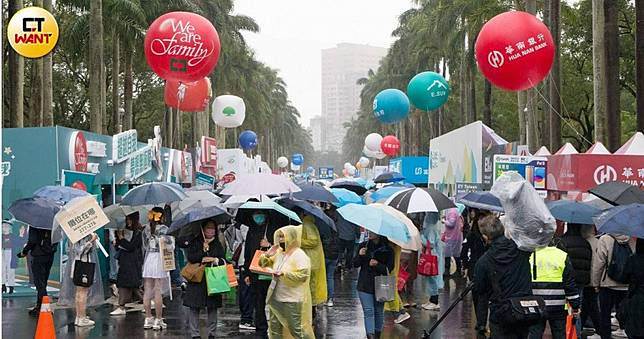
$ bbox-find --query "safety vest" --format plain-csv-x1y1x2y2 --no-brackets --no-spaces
530,246,567,283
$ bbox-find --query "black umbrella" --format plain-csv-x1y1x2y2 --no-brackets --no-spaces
276,198,336,236
330,180,368,196
374,171,406,184
8,197,61,230
589,181,644,206
290,184,339,203
169,205,232,239
458,191,504,212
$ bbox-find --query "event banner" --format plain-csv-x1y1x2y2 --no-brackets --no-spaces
547,154,644,192
195,171,215,189
54,196,109,244
493,155,548,197
318,167,334,180
456,182,483,196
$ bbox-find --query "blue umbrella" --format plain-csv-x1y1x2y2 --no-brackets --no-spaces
276,198,336,236
236,200,302,228
354,178,376,189
337,203,410,243
374,171,406,184
121,182,187,206
34,185,91,204
546,200,601,225
459,191,504,212
595,204,644,238
8,197,61,230
330,188,363,207
169,205,231,235
291,184,338,203
368,186,409,203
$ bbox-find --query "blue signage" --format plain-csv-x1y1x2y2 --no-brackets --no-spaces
318,167,334,180
388,156,430,184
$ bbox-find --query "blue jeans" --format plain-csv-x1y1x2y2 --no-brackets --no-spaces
358,291,384,335
325,258,337,299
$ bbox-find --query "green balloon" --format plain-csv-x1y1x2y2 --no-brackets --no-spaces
407,71,449,111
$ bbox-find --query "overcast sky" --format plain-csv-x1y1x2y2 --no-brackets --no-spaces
233,1,413,127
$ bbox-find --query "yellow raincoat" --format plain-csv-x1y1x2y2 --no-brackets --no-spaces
259,225,315,339
300,215,327,305
384,243,402,312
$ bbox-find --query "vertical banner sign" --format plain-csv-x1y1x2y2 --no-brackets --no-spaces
159,237,176,271
54,196,110,244
112,130,139,163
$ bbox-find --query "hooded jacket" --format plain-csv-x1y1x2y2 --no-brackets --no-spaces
472,236,533,324
557,224,592,286
590,234,635,288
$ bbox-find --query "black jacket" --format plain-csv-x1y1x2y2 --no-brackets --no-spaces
115,229,143,288
22,228,57,257
472,236,533,324
182,235,226,309
321,231,340,260
243,221,279,280
623,239,644,337
354,239,395,294
462,229,486,270
557,226,592,287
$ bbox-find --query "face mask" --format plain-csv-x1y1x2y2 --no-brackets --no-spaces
279,242,286,251
2,228,10,235
204,228,216,239
253,214,266,225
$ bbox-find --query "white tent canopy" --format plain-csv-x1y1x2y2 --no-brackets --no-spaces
555,142,579,155
585,142,611,154
615,131,644,155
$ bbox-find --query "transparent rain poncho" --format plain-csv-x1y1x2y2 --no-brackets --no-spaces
491,171,556,252
300,216,327,306
58,234,105,308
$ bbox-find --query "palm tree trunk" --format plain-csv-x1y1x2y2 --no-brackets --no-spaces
604,0,620,150
8,0,25,128
111,29,120,134
42,0,53,126
467,39,477,123
89,0,104,133
459,41,466,126
164,107,173,148
636,2,644,132
592,0,607,143
483,79,492,127
549,0,562,150
28,0,44,127
123,47,133,130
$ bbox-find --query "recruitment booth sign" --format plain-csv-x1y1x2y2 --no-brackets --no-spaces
547,154,644,192
55,196,109,243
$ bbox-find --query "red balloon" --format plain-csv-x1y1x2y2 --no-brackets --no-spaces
144,12,221,82
475,11,554,91
380,136,400,157
164,78,211,112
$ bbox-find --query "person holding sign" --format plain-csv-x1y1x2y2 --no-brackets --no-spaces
182,220,226,339
142,207,173,331
58,233,103,327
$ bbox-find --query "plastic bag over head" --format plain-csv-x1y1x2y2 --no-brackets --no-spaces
491,171,555,252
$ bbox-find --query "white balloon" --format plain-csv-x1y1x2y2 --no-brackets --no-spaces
212,95,246,128
363,145,386,159
359,157,370,168
344,162,352,170
364,133,383,152
277,156,289,168
348,167,357,176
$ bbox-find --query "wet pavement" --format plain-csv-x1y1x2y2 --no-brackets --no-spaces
3,272,487,338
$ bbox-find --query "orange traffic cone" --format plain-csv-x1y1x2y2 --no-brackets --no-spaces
34,296,56,339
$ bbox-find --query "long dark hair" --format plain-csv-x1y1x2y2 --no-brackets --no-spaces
126,212,141,231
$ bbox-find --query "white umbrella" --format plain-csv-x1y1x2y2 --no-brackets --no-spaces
222,195,270,209
171,190,222,219
371,203,422,251
103,204,150,229
220,173,301,196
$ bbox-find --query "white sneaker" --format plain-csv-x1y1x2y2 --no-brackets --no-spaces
612,329,627,338
144,317,154,329
110,307,126,316
612,317,620,327
75,317,95,327
153,318,167,330
394,312,411,324
327,299,334,307
421,302,440,311
239,322,256,330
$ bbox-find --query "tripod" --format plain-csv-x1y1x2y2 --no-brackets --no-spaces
422,282,475,338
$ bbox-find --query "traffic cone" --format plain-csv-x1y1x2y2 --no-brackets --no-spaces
34,296,56,339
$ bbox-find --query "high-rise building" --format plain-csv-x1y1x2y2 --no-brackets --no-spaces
309,115,324,151
321,43,386,152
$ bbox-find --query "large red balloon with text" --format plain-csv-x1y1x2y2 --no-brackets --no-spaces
380,136,400,157
144,12,221,82
475,11,554,91
164,78,211,112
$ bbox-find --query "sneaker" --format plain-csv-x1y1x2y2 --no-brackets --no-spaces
612,317,619,327
394,312,411,324
612,329,627,338
110,284,119,298
110,307,126,316
76,317,95,327
28,307,40,316
180,282,187,291
239,322,256,330
144,317,154,329
327,299,334,307
402,302,410,308
421,302,440,311
153,318,167,330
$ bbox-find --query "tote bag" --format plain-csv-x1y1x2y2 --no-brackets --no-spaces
375,272,396,302
249,250,273,280
205,265,231,295
73,253,95,287
397,264,411,292
417,241,439,277
226,264,238,287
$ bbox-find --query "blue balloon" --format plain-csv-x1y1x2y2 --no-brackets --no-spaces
373,89,410,124
306,166,315,173
407,71,450,111
238,130,258,150
292,153,304,165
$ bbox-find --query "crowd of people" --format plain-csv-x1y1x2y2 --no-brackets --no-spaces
9,193,644,339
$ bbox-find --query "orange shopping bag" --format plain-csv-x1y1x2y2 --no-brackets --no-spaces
249,250,273,275
565,313,577,339
226,264,238,287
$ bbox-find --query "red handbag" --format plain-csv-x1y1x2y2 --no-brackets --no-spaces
397,264,411,291
417,240,439,277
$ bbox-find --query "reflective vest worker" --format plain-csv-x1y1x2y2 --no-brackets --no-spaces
528,246,581,338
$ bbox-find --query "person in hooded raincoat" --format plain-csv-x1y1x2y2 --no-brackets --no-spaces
442,208,463,275
420,212,445,311
259,225,314,339
58,233,104,327
299,215,327,309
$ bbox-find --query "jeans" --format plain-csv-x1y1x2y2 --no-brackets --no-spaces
528,311,566,339
31,256,54,309
252,278,271,336
188,306,217,337
575,287,584,339
238,269,255,323
358,291,385,336
489,321,529,339
599,288,627,339
338,239,355,268
581,287,601,330
325,258,337,299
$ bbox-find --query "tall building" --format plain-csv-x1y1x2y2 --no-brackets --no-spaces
321,43,387,152
309,115,324,151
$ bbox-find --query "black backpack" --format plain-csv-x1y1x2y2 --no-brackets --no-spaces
606,237,633,284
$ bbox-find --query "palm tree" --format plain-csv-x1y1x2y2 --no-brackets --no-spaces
42,0,54,126
549,0,562,150
604,0,620,150
7,0,25,127
89,0,104,133
592,0,607,143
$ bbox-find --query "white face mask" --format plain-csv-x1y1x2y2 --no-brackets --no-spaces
2,227,11,235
